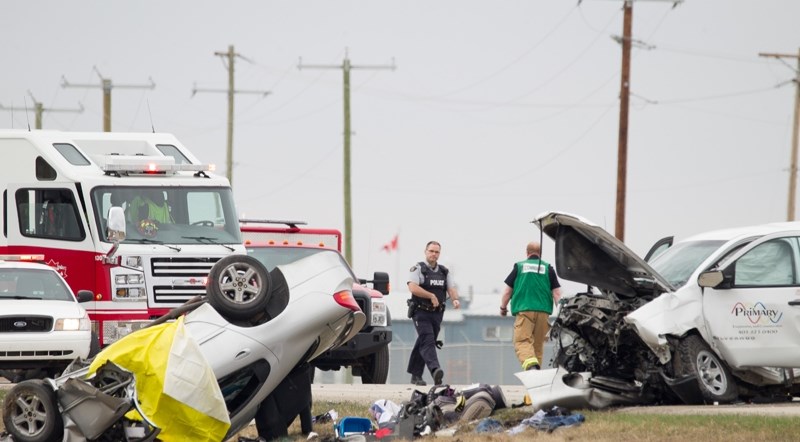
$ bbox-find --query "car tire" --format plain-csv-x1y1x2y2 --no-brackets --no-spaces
360,345,390,384
206,254,272,323
2,379,64,442
676,334,738,404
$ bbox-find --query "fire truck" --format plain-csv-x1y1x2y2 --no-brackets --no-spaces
0,130,244,347
240,220,393,383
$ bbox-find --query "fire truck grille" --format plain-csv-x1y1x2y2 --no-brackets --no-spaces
150,257,221,278
150,257,223,305
0,316,53,332
152,286,207,305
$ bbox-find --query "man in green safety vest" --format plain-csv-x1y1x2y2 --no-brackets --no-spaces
500,242,562,371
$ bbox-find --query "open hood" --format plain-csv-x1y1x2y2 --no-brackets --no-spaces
533,211,674,297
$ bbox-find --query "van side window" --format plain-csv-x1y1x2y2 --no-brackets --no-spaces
15,188,85,241
35,157,57,181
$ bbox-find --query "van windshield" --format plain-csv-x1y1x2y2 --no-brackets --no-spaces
91,186,241,245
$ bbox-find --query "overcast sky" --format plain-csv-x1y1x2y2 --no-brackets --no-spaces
4,1,800,296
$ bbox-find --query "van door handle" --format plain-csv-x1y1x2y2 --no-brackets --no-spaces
788,300,800,306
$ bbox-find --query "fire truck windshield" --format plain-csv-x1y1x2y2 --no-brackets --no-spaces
91,186,241,245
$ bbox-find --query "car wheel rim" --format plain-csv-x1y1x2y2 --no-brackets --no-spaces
11,394,46,436
696,349,727,395
218,262,263,305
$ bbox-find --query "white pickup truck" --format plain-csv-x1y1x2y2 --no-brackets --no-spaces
519,211,800,409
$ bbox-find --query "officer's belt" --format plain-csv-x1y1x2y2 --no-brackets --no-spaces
414,301,444,312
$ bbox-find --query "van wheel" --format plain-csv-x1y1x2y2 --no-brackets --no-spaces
676,335,738,404
207,255,272,323
360,346,390,384
2,380,63,442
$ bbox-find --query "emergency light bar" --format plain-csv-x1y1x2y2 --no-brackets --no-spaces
100,155,213,174
0,254,46,262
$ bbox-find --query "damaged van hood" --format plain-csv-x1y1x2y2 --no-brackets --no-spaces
533,211,674,297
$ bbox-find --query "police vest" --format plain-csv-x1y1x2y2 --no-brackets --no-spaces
417,262,448,308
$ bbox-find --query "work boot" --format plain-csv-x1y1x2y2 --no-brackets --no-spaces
411,375,426,386
433,368,444,386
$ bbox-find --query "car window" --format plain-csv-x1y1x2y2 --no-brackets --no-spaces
734,238,798,287
0,268,74,301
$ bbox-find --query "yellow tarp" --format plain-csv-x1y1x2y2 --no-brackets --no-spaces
89,317,230,441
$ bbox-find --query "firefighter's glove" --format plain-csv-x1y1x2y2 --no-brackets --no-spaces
435,340,444,350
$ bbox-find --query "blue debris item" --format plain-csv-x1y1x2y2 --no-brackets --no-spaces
475,417,503,433
335,416,374,439
507,409,586,435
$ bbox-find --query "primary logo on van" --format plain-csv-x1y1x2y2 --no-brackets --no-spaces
731,302,783,324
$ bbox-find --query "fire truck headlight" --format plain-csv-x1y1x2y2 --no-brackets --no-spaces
124,256,143,269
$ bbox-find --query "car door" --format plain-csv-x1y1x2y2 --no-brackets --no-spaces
702,232,800,368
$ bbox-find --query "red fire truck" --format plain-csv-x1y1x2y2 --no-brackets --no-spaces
0,130,245,347
240,220,393,383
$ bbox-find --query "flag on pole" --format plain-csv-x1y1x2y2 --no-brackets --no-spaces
381,234,398,253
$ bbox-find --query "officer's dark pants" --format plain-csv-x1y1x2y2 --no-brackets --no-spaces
407,309,443,377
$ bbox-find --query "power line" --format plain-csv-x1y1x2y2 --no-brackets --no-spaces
759,49,800,221
0,90,83,129
298,49,395,266
192,45,270,187
61,66,155,132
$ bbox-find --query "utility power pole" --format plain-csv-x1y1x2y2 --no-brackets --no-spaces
0,91,83,129
759,49,800,221
298,50,396,266
62,67,155,132
615,0,633,241
192,45,270,187
611,0,682,241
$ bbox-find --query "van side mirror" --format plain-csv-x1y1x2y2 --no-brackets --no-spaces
697,270,724,288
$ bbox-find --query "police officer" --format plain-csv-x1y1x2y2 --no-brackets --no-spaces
407,240,461,386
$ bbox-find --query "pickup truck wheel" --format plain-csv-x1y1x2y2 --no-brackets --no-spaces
207,255,272,323
676,334,738,404
2,380,63,442
360,346,389,384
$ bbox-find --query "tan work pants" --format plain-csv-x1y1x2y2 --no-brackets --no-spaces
513,311,550,366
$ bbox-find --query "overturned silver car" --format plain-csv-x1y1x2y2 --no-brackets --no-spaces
519,211,800,410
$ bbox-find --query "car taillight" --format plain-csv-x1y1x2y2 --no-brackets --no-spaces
333,290,361,312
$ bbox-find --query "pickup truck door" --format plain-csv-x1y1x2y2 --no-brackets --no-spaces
702,231,800,368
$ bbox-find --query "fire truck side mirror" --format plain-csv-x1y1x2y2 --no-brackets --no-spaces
107,206,127,242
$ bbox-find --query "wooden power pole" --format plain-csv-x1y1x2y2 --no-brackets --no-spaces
192,45,270,187
759,49,800,221
62,67,155,132
0,91,83,129
298,50,395,266
615,0,633,241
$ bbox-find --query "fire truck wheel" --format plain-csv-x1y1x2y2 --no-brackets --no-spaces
207,254,272,323
2,380,64,442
